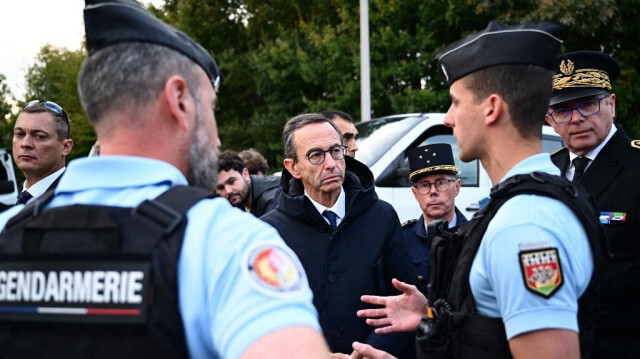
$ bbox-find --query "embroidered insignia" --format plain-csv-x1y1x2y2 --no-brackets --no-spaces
242,242,308,297
519,247,563,298
560,59,574,76
401,218,418,229
631,140,640,150
600,211,626,224
550,146,567,156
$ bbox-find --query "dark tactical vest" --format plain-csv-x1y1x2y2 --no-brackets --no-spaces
418,172,606,359
0,186,211,359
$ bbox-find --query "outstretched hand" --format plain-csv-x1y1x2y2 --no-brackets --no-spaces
349,342,397,359
357,278,428,334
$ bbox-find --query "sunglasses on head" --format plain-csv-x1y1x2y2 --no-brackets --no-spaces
23,99,69,122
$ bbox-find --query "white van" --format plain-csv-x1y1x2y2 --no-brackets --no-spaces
0,148,19,209
355,113,564,223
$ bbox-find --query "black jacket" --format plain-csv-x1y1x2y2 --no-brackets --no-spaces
261,156,419,357
552,128,640,357
249,174,280,217
402,207,467,292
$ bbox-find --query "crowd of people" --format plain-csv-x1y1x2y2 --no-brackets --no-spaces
0,1,638,358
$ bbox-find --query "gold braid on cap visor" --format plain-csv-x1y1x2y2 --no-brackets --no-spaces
410,165,459,181
553,68,611,91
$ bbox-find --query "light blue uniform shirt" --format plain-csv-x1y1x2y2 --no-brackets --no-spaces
0,156,321,359
469,153,593,339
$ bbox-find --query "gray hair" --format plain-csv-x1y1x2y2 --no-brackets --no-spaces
282,113,343,161
20,102,70,140
77,42,202,126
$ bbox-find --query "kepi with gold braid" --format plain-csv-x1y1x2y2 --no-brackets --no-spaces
550,51,620,106
408,144,458,183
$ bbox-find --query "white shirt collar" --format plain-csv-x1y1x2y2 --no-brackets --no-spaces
22,167,66,204
422,212,458,234
567,125,616,177
305,187,346,226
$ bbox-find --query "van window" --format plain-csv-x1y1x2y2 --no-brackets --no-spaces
355,115,424,168
419,135,479,187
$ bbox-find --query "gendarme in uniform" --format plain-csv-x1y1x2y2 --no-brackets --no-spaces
0,1,321,358
547,50,640,357
401,144,467,290
420,21,605,358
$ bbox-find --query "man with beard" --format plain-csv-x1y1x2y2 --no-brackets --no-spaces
0,0,329,358
261,113,419,358
401,144,467,290
216,150,280,217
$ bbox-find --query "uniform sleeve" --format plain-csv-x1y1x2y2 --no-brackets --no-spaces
471,195,593,340
179,199,320,358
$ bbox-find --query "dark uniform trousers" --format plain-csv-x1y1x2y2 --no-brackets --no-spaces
552,128,640,358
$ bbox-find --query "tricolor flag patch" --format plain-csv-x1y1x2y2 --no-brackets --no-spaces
599,211,626,224
519,247,563,298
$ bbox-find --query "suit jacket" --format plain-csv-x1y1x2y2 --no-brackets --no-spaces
17,170,64,204
551,128,640,356
261,157,418,358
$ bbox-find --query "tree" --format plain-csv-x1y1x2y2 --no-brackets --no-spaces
15,1,639,173
0,74,15,149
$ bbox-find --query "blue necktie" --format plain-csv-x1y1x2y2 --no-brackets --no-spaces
16,191,33,205
323,210,337,231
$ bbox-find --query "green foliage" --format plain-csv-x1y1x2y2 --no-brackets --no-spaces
23,45,92,162
0,74,12,121
0,74,15,148
15,0,640,173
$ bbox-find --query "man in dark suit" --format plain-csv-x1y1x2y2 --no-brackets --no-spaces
12,100,73,205
401,143,467,291
546,50,640,357
261,113,418,358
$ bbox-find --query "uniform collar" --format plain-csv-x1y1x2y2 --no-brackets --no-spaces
499,153,560,184
421,213,458,235
58,156,188,193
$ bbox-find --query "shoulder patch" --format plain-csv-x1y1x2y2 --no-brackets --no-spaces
519,247,563,298
550,146,567,157
241,241,308,297
402,219,418,229
631,140,640,150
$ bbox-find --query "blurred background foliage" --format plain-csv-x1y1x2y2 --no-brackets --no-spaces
1,0,638,173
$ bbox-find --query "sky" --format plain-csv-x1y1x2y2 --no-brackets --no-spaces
0,0,162,101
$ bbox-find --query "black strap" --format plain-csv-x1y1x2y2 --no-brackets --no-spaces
134,186,213,235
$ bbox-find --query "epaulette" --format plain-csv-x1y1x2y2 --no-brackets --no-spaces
402,218,418,229
631,140,640,150
550,146,567,157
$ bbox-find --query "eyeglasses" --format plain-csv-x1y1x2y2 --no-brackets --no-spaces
547,96,608,125
306,145,347,165
413,178,456,194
